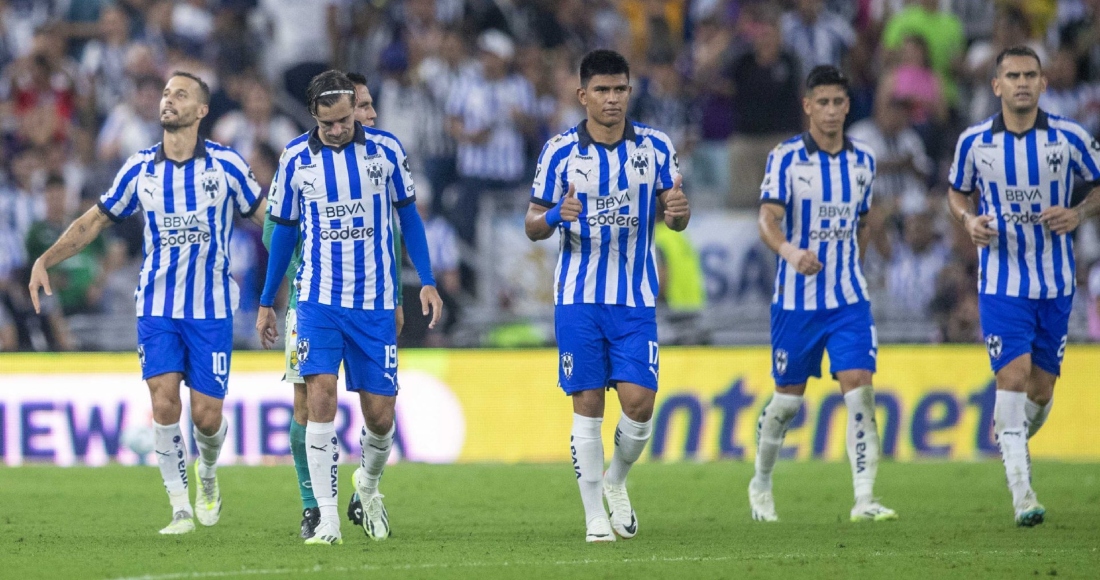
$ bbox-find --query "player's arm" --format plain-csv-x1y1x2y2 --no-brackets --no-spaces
527,139,577,240
388,143,443,328
1042,124,1100,234
759,202,821,275
657,175,690,231
526,183,580,241
948,187,996,247
247,198,268,227
28,205,113,313
256,150,301,348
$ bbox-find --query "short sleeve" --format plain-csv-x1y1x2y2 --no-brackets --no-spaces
269,149,301,224
948,132,979,193
216,148,263,216
653,134,679,191
859,153,876,215
386,140,416,208
97,155,144,222
530,138,570,207
760,146,793,206
1063,122,1100,184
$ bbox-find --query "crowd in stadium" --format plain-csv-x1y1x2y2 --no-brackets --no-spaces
1,0,1100,351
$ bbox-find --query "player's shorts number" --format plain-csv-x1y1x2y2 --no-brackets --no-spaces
648,341,659,366
1057,335,1067,360
384,344,398,369
211,352,228,375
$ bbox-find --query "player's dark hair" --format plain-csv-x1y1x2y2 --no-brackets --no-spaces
579,49,630,87
805,65,849,92
995,45,1042,72
306,70,357,116
346,72,368,88
169,71,210,104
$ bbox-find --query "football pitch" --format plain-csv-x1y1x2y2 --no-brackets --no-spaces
3,461,1099,579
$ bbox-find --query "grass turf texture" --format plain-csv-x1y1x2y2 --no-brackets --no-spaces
3,461,1099,579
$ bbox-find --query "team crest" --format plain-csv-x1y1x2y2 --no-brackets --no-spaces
200,170,220,199
561,352,574,380
986,335,1003,359
296,338,310,365
629,150,649,175
366,162,386,187
855,172,868,188
137,344,146,368
1046,150,1064,173
774,349,788,375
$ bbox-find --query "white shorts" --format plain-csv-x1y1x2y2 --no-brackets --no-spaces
284,307,303,384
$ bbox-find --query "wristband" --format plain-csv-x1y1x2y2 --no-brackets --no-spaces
545,204,564,228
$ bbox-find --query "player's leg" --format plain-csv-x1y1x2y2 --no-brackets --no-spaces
827,302,895,522
558,304,614,542
138,316,194,534
344,307,398,541
603,306,659,538
1025,295,1072,439
750,305,826,522
286,305,319,537
297,301,345,545
182,317,233,527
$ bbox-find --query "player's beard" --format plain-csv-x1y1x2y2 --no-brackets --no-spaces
161,112,195,132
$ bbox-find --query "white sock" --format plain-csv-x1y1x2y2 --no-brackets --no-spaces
753,392,802,491
153,421,191,514
192,417,228,480
306,421,339,524
605,412,652,486
571,414,606,527
845,386,881,504
994,390,1032,506
1025,397,1053,439
359,424,394,496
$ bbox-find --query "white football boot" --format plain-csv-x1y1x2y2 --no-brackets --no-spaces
603,479,638,539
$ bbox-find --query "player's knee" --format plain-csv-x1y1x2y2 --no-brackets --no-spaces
365,413,394,436
621,399,654,423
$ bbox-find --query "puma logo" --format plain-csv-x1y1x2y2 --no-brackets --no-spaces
144,188,156,196
574,168,591,179
980,158,994,168
310,445,327,452
155,450,170,457
797,176,812,186
383,372,397,385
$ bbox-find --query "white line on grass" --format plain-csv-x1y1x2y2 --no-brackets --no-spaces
107,548,1097,580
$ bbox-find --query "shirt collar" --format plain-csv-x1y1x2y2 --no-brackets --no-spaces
308,122,367,154
801,132,854,156
153,139,208,165
577,120,637,149
991,109,1050,135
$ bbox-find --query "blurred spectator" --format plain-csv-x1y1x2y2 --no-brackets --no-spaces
1041,47,1100,135
257,0,344,105
780,0,856,76
1089,257,1100,340
881,208,950,316
654,209,706,315
848,83,933,213
964,6,1047,125
727,8,803,208
620,0,684,65
0,296,15,351
80,3,132,121
24,173,119,314
212,78,298,160
881,0,964,107
95,73,161,166
688,15,734,202
0,146,46,281
885,35,946,126
3,24,82,145
171,0,213,47
630,48,696,158
413,26,467,218
445,29,536,246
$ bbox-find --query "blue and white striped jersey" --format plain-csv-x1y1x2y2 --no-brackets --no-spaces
950,110,1100,298
98,140,263,319
268,123,414,310
532,121,679,307
761,133,876,311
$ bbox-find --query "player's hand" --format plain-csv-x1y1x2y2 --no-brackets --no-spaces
965,214,997,247
420,285,444,329
789,249,823,275
1039,206,1081,235
256,306,279,349
663,175,689,219
395,305,405,336
27,259,52,314
560,183,582,222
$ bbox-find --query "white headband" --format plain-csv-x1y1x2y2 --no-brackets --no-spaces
319,90,354,97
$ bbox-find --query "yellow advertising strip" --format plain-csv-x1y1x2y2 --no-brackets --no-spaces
2,346,1097,462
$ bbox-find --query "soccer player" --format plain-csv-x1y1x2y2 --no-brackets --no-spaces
28,72,265,534
947,46,1100,526
751,65,897,524
525,49,690,543
260,71,404,539
257,70,442,546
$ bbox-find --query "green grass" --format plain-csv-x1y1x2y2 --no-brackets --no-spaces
3,461,1099,579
